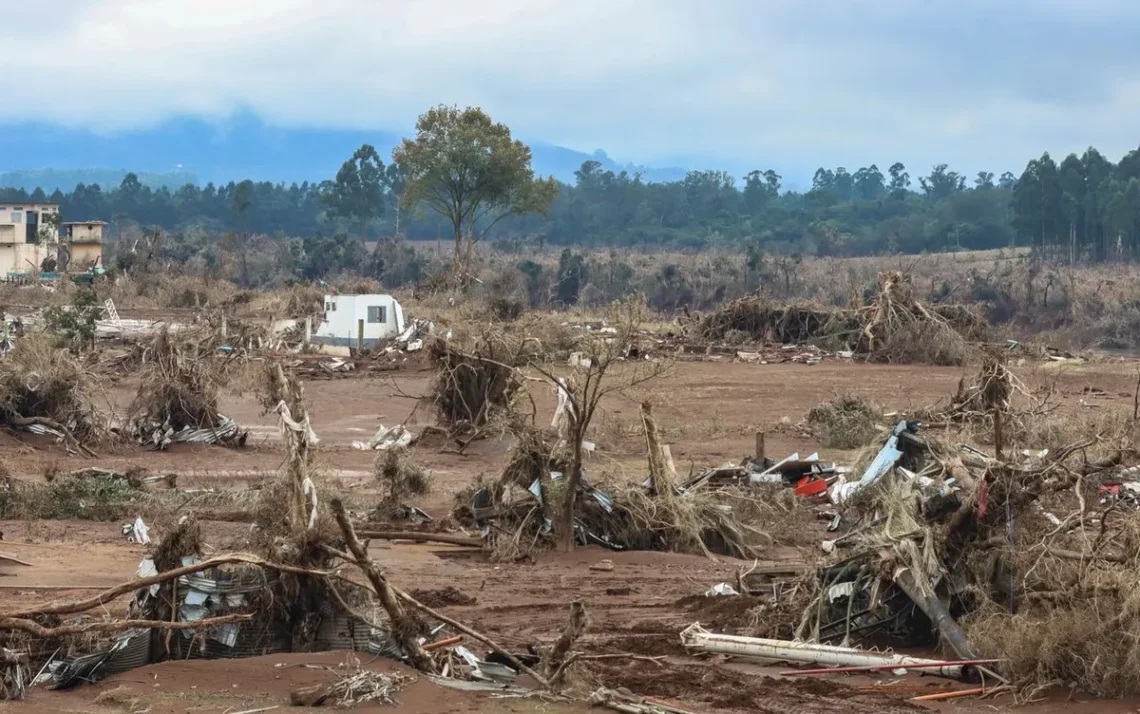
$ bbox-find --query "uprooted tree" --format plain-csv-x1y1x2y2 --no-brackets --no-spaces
128,327,247,448
393,105,558,284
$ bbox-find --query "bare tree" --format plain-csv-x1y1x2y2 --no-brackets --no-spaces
530,297,669,551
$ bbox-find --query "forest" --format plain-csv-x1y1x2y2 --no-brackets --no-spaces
2,138,1139,263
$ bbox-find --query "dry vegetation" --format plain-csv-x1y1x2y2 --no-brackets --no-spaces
9,247,1140,709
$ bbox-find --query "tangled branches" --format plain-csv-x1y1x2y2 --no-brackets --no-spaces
858,271,980,366
0,334,106,449
127,327,245,447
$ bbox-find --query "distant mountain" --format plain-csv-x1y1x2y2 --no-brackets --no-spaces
0,168,198,192
0,113,690,188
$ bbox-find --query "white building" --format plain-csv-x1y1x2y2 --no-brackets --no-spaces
314,294,405,347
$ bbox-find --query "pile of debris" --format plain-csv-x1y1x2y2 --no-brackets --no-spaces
126,328,248,449
456,411,805,560
691,405,1140,699
693,272,984,366
0,334,105,454
429,339,523,439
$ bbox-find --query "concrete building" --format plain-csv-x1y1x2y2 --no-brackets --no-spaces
0,203,60,276
60,221,106,270
314,294,405,347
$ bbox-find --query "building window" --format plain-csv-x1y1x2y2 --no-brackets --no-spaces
10,212,21,224
367,305,387,324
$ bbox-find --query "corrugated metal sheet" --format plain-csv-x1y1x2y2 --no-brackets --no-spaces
316,612,376,651
103,629,151,675
174,616,292,660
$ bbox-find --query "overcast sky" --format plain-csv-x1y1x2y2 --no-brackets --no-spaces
3,0,1138,177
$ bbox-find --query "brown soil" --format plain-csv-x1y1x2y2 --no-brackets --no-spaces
409,586,478,607
6,358,1140,713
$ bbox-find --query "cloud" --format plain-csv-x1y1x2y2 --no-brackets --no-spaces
2,0,1138,175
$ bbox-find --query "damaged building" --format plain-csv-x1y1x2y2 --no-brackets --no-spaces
0,204,104,278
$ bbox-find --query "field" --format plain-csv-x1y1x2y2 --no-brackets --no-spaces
3,349,1140,712
5,252,1140,713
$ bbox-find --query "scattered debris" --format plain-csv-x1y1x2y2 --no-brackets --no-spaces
291,662,413,708
590,559,616,573
353,424,416,451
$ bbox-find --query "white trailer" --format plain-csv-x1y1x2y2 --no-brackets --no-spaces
314,294,405,347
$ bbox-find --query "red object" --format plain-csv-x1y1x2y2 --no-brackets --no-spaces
794,476,829,497
976,478,989,517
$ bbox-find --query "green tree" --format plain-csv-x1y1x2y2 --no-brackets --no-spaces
556,249,587,306
392,105,557,282
919,164,966,200
321,144,388,240
853,165,885,200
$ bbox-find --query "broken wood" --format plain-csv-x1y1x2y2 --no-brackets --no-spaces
641,403,674,496
0,553,32,568
330,499,435,674
910,686,986,702
422,636,462,652
8,416,97,457
0,612,250,638
357,531,482,548
545,600,589,684
1,554,329,619
391,584,551,689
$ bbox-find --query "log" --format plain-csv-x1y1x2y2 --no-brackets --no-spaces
1,553,329,619
331,499,435,674
0,612,250,637
357,531,482,548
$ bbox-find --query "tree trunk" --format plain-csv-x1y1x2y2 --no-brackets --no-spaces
452,216,464,283
559,448,582,553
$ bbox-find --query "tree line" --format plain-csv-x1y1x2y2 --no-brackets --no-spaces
2,106,1139,262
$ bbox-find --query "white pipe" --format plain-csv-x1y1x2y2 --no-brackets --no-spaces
680,624,964,679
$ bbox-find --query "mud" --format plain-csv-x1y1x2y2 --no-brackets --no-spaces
409,586,478,607
7,358,1140,712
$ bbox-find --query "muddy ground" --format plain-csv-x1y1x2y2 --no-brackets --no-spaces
3,357,1139,713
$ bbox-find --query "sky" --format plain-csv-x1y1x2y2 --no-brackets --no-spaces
3,0,1139,180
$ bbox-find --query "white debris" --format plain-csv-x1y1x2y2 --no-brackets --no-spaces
352,424,415,451
122,516,151,544
704,583,740,597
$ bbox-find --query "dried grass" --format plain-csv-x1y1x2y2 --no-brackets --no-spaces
127,326,234,433
0,334,106,443
807,395,881,449
375,447,431,515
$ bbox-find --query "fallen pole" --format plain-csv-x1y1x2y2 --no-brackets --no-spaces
910,686,986,702
680,624,966,680
422,636,462,652
893,567,978,660
779,658,1002,676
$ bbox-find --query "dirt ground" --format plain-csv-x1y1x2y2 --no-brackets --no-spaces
5,356,1140,713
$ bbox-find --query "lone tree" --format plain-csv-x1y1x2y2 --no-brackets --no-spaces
393,105,557,283
322,143,389,241
531,296,669,551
